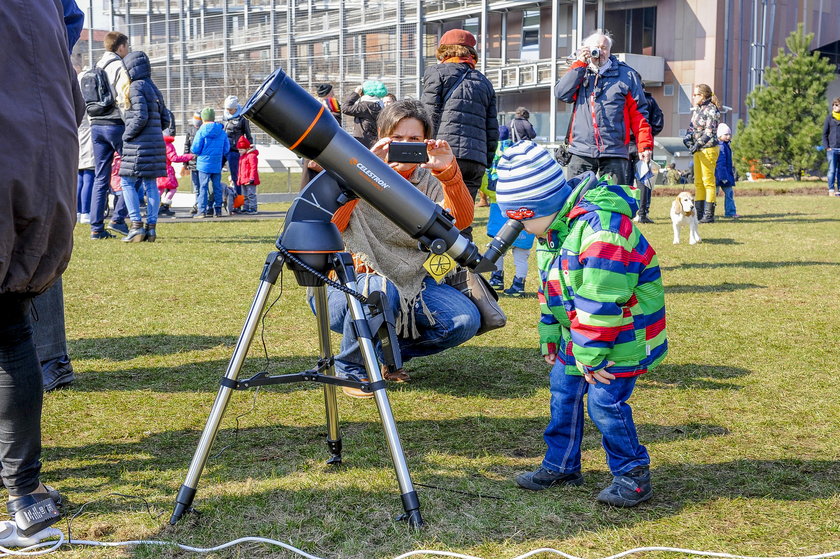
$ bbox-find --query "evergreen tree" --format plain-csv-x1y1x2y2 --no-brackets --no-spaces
733,24,835,179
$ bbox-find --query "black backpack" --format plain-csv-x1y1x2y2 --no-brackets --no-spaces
80,59,118,117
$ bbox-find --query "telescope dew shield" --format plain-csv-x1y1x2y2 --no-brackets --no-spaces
242,69,474,266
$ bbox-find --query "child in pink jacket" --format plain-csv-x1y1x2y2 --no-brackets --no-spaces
157,135,194,216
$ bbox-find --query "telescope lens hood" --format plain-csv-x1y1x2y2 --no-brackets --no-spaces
242,68,340,161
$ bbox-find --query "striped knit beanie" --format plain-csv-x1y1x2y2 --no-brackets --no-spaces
495,141,572,220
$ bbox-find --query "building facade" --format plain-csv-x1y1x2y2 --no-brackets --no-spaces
75,0,840,146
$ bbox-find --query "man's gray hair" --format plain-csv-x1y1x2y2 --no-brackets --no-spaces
583,30,614,50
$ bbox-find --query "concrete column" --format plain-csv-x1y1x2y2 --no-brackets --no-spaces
576,0,584,48
501,11,507,64
550,0,558,142
395,0,402,98
339,0,345,103
597,0,604,30
88,0,94,67
179,0,186,124
480,0,487,73
287,0,293,79
223,0,229,89
165,0,172,102
416,0,424,98
146,0,152,49
269,0,276,69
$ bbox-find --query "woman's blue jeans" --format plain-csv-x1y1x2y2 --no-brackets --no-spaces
827,148,840,192
718,185,738,216
313,275,480,378
120,177,160,225
542,365,649,476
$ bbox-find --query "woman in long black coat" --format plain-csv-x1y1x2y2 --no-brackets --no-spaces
119,51,170,242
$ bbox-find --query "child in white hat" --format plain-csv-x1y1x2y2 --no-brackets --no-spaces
715,123,740,218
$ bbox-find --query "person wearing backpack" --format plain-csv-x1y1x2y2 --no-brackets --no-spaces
421,29,499,216
83,31,131,240
509,107,537,142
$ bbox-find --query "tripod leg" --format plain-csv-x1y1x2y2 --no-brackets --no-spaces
170,252,284,525
344,291,423,528
312,285,342,465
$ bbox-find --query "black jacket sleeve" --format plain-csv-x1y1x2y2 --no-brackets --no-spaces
420,68,445,137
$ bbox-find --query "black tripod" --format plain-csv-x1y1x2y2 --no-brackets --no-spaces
170,216,422,528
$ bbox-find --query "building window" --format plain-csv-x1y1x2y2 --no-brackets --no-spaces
604,6,656,55
521,9,540,61
464,17,479,40
663,84,674,97
678,84,692,114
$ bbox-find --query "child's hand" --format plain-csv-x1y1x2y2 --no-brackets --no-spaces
544,353,557,365
577,361,616,384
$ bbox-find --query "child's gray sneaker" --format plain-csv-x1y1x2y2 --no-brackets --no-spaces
515,467,584,491
596,466,652,507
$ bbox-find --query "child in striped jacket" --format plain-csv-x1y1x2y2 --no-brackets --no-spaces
495,141,668,508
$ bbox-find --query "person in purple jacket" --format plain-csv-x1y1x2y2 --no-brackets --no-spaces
191,107,230,218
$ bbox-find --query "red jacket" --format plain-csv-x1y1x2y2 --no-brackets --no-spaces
237,148,260,186
157,136,193,191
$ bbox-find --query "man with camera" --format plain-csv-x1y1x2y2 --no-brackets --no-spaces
554,31,653,185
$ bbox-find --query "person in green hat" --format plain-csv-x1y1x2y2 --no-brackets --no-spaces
190,107,229,218
342,79,387,148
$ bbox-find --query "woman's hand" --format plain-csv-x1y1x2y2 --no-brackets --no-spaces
370,137,393,165
422,139,455,172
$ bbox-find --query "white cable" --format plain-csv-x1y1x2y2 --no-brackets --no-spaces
393,548,840,559
0,533,64,557
2,533,838,559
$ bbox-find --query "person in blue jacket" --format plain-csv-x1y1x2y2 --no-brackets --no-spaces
714,123,740,218
191,107,230,218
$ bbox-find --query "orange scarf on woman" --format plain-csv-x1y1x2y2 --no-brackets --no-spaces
443,56,476,69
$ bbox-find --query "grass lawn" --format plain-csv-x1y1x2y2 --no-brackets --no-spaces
52,193,839,558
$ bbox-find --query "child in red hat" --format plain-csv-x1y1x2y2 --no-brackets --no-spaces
236,136,260,214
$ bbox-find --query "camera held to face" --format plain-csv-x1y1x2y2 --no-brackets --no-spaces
589,47,601,59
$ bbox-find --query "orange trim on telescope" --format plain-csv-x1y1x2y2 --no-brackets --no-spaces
288,105,325,150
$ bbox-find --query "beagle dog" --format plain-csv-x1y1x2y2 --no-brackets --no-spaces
671,191,701,245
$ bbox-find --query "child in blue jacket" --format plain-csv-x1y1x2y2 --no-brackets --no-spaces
191,107,230,218
715,123,740,218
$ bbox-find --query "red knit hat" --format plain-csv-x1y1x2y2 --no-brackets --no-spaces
439,29,476,48
236,135,251,149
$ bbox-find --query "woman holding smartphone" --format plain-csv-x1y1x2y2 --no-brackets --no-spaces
320,99,478,397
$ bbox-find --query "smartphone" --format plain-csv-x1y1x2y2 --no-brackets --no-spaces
388,141,428,164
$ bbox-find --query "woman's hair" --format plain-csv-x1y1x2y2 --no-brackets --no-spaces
436,44,478,62
514,107,530,119
695,83,722,109
377,98,433,139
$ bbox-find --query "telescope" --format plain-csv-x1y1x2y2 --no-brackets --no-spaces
171,68,521,529
243,68,522,273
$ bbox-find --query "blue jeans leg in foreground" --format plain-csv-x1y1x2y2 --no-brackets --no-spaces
719,186,737,216
542,366,649,476
827,149,840,192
